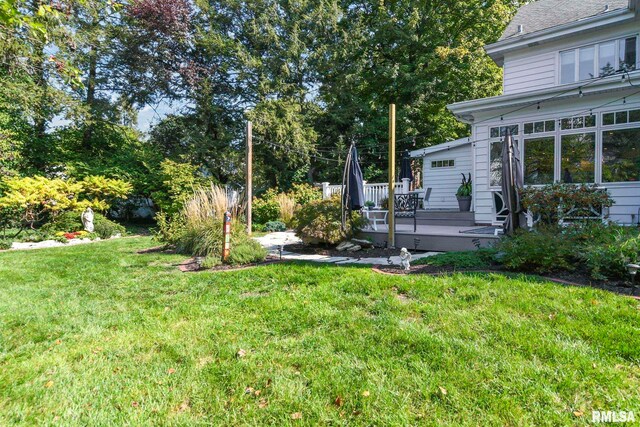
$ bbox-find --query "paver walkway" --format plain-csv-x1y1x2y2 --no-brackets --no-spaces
254,231,439,265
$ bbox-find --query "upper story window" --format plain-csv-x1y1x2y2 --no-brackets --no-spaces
431,160,455,168
559,36,638,84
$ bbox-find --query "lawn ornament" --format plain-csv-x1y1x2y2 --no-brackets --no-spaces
81,207,94,232
399,247,412,271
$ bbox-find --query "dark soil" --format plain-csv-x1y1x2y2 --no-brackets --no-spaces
179,255,284,272
374,264,640,298
284,243,412,258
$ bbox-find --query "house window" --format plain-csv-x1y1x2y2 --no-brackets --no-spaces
524,137,555,185
560,36,638,83
602,128,640,182
560,50,576,84
489,125,519,187
431,160,455,168
560,114,596,130
523,120,555,134
603,109,640,126
579,46,595,80
560,133,596,183
619,37,637,71
599,42,616,76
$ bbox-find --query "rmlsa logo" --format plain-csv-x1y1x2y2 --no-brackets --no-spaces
592,411,636,423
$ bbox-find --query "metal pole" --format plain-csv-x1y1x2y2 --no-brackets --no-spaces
388,104,396,248
246,121,253,235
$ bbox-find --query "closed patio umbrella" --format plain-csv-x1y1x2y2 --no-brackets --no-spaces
341,142,365,230
501,129,526,234
399,150,413,183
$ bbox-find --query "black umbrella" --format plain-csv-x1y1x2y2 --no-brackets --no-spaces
399,150,413,182
501,129,526,234
341,143,365,230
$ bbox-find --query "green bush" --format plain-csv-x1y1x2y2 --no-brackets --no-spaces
253,188,281,224
0,239,11,250
43,211,125,239
228,239,267,265
291,195,367,245
521,184,613,225
252,223,266,232
264,220,286,232
581,230,640,280
495,225,576,274
288,183,321,205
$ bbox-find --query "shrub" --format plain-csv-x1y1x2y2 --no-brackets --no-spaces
288,183,321,205
151,160,209,215
43,211,125,239
0,239,11,250
291,195,367,245
253,188,280,224
228,238,267,265
581,230,640,280
495,225,576,273
521,184,613,225
414,249,495,268
264,220,286,232
276,193,296,225
94,219,126,239
252,223,266,232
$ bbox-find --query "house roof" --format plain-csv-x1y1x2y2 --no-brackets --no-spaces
409,138,471,158
499,0,629,41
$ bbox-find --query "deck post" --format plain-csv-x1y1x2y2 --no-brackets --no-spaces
388,104,396,248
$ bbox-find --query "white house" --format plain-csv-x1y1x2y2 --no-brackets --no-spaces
418,0,640,225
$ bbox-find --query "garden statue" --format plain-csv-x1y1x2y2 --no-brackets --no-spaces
399,247,412,271
81,207,94,232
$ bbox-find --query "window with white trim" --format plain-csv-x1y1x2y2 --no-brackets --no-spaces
601,108,640,183
560,114,596,131
431,160,455,168
559,36,638,84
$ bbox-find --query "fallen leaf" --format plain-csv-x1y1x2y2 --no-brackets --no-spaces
177,400,190,412
168,368,176,374
574,411,584,417
291,412,302,420
236,349,247,358
258,398,268,409
362,390,370,397
44,380,54,388
132,401,139,408
438,386,447,395
334,396,344,407
55,339,62,345
254,389,261,396
352,410,362,416
265,378,272,388
548,313,556,320
591,299,599,305
244,387,254,395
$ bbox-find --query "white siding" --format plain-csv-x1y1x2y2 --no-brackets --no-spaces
421,145,472,209
503,52,556,94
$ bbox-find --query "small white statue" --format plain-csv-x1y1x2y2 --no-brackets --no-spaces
399,247,412,271
81,207,94,232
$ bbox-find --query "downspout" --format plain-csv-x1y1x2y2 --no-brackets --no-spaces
471,127,476,218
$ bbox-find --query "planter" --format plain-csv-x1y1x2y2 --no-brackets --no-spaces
456,196,472,212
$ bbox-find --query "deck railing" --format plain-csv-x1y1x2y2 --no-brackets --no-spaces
321,180,410,207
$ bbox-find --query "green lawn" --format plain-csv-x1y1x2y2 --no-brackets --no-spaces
1,237,639,426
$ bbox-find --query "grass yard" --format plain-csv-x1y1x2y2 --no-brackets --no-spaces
1,237,639,425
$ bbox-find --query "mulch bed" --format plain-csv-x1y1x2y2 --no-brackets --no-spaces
178,256,284,273
284,243,405,258
373,264,640,299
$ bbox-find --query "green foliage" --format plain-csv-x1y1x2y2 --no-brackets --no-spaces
292,195,367,245
581,229,640,280
43,211,125,239
264,221,286,232
227,238,267,266
521,184,614,224
0,239,11,250
456,173,472,197
93,218,126,239
288,183,321,205
151,160,208,215
496,226,576,274
253,188,281,225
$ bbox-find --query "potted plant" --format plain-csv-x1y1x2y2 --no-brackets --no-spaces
364,200,375,210
456,173,472,212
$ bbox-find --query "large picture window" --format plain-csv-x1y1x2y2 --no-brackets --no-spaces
602,128,640,182
561,133,595,183
524,137,555,185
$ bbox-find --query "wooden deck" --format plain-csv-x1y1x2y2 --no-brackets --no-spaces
359,223,500,252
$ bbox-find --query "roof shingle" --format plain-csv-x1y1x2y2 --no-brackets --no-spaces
500,0,630,41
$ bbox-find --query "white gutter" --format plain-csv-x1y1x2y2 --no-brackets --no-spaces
447,70,640,123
